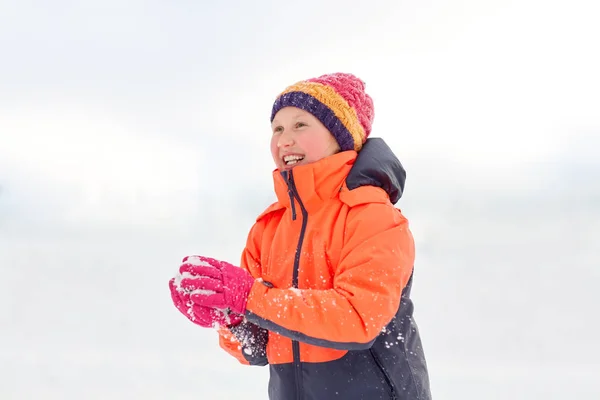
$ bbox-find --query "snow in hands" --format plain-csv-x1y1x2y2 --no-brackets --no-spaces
184,255,216,268
174,271,217,296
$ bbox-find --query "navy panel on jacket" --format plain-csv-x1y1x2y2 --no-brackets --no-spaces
268,350,394,400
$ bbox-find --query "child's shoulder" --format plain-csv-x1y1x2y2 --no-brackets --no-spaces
255,201,285,222
338,184,391,207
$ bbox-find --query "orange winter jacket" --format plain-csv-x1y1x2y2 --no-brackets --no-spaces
217,138,431,400
219,147,414,364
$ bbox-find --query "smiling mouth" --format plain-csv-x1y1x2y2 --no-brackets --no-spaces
283,155,305,166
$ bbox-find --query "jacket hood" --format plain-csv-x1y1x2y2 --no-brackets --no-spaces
345,138,406,204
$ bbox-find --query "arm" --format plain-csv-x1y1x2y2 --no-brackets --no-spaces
217,326,249,365
217,320,269,366
217,220,270,366
244,203,414,350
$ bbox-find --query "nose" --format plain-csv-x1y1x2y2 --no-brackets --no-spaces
277,128,295,148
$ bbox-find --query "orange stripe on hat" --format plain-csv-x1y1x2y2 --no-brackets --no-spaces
278,81,366,152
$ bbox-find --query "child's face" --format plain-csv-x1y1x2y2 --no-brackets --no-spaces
270,107,341,171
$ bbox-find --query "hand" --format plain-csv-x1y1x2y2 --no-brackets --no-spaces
176,255,255,315
169,277,243,328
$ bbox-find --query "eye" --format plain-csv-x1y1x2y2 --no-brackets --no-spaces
273,126,283,134
295,121,307,128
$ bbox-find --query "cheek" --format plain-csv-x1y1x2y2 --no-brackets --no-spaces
270,136,280,164
298,135,330,161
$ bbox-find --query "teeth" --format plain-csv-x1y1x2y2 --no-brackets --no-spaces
283,155,304,165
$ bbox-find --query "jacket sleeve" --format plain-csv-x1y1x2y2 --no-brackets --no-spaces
244,202,415,350
217,220,269,366
217,320,269,366
217,326,249,365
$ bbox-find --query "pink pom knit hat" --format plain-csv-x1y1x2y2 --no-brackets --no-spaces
270,72,374,152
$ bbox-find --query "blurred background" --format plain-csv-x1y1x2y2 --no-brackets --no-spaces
1,0,599,398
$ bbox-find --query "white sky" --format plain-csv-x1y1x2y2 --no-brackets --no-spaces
1,1,599,399
1,0,599,230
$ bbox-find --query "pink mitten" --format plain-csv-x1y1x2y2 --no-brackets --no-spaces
169,277,243,328
177,255,255,315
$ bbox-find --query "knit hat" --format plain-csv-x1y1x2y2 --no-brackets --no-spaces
270,72,374,152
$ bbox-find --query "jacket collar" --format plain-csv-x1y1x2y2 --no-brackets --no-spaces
272,151,357,214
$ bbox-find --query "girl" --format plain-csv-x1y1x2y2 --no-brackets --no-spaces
169,73,431,400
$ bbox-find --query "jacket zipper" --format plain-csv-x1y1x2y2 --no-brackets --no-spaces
370,349,397,399
286,171,308,400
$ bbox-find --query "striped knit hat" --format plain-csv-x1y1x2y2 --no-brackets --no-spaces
270,73,374,152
